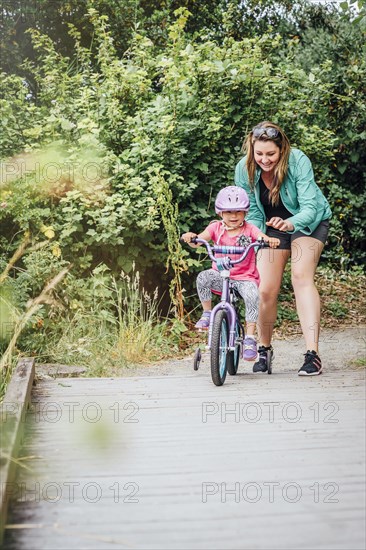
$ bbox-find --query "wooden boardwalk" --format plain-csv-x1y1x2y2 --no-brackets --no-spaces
3,364,365,550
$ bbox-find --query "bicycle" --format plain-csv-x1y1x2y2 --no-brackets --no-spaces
185,237,272,386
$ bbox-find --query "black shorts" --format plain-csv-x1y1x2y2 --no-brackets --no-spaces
266,220,330,250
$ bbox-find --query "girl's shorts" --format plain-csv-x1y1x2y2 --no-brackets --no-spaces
266,219,330,251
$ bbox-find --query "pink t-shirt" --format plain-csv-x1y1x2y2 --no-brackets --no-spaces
205,220,262,285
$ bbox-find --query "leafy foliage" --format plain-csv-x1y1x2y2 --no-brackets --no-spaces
0,2,365,366
289,4,366,266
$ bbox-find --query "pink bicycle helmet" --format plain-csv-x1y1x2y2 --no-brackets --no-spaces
215,186,250,214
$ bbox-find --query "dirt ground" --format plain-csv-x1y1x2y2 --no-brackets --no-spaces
120,325,366,377
35,326,365,380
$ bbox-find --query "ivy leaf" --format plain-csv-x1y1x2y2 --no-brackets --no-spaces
193,162,209,173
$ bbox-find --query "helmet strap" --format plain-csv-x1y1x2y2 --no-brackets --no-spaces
222,220,245,231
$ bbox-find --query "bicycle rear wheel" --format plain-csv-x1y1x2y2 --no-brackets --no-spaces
211,310,229,386
227,319,242,376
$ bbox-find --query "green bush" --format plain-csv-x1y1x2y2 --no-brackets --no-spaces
1,4,365,368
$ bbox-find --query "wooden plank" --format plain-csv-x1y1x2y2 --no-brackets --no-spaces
3,367,366,550
0,358,35,544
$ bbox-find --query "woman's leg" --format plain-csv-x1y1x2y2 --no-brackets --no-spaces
256,248,290,346
291,237,324,353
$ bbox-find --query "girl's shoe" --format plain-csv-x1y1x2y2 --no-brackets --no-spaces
298,350,322,376
243,337,257,361
195,311,211,330
253,345,273,372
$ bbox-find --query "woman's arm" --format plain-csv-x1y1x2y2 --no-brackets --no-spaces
284,152,319,232
235,159,266,232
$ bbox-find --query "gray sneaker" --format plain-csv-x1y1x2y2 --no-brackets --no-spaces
253,345,273,373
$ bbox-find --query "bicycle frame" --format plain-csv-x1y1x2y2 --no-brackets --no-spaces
208,271,238,351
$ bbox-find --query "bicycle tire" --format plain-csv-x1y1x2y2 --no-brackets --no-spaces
227,319,241,376
267,349,273,374
211,310,229,386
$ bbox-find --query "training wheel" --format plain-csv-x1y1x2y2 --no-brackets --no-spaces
193,348,202,371
267,350,272,374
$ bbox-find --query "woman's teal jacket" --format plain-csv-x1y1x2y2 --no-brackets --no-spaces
235,148,332,234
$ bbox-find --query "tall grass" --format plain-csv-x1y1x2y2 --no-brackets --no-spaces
24,265,176,377
112,270,171,364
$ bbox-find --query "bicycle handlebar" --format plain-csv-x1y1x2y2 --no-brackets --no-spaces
183,237,269,267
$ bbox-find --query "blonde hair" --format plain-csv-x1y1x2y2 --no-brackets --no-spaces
242,121,291,206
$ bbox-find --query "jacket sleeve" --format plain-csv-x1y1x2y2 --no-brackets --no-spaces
286,153,319,233
235,160,265,233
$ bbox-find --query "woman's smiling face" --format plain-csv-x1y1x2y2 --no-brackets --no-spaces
253,140,281,173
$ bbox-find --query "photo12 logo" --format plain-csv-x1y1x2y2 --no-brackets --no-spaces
1,400,140,424
201,401,340,424
201,481,339,504
0,159,107,185
3,481,140,504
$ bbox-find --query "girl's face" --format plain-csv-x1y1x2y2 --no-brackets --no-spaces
221,210,246,228
253,140,281,173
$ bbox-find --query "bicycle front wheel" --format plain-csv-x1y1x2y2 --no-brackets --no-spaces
211,310,229,386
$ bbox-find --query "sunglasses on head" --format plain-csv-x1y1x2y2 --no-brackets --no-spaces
252,127,279,139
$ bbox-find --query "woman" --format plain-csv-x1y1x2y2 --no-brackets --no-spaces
235,121,332,376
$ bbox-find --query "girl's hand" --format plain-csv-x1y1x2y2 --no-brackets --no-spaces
266,237,281,248
257,233,280,248
266,217,294,232
181,232,198,243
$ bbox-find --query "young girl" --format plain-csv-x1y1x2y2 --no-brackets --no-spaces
182,186,280,361
235,121,332,375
